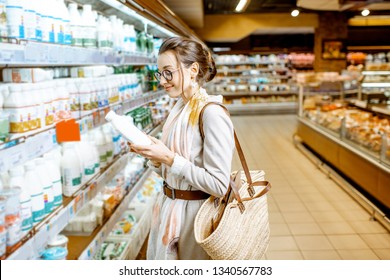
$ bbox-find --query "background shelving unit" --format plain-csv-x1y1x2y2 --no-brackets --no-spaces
206,57,298,115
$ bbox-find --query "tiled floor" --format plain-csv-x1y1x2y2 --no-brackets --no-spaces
230,114,390,260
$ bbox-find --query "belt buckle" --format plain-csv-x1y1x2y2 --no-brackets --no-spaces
164,182,176,200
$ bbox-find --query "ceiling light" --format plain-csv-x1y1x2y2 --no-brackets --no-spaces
291,9,300,17
235,0,249,13
361,9,370,17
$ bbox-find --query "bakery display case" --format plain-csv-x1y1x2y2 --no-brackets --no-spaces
296,74,390,215
354,70,390,111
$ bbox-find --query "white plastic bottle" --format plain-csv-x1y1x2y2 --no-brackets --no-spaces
24,161,45,225
58,0,71,45
78,134,96,181
61,142,82,197
35,158,54,216
8,165,33,236
43,153,63,207
68,3,82,47
6,0,24,39
4,84,29,133
47,0,62,44
40,82,54,127
87,132,100,175
23,0,37,41
97,16,111,50
39,0,54,43
103,125,114,164
94,128,107,168
34,1,41,41
105,111,152,145
0,0,8,39
128,24,137,53
81,4,96,48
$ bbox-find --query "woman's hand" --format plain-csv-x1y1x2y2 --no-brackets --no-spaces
129,136,175,167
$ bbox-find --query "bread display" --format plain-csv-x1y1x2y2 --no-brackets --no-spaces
304,99,390,157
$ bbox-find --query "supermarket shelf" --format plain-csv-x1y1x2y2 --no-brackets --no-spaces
0,41,156,66
361,82,390,88
216,68,288,73
303,89,359,96
362,71,390,75
215,75,290,80
225,102,298,115
0,90,165,173
72,168,153,260
215,61,286,66
221,91,298,96
6,152,128,260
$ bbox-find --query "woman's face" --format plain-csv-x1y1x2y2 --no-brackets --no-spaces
157,50,192,99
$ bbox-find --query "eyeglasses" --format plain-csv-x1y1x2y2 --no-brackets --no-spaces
154,68,180,82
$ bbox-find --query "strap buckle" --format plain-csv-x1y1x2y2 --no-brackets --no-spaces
163,181,176,200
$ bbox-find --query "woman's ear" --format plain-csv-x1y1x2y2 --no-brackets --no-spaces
191,62,199,77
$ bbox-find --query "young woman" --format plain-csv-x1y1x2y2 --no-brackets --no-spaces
130,37,235,260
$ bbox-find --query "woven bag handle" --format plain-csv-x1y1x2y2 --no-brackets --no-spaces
199,102,257,195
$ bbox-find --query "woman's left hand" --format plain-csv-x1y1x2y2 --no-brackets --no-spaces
129,136,175,167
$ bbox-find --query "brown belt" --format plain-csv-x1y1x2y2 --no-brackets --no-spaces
163,181,210,200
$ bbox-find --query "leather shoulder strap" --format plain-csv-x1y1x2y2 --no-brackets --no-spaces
198,102,253,187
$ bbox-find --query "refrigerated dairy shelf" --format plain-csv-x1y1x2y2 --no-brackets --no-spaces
6,120,164,260
68,168,152,260
0,41,156,66
0,90,165,173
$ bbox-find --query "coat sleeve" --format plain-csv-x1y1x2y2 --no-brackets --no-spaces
169,104,235,197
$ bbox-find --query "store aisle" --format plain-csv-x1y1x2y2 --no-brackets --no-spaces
231,115,390,260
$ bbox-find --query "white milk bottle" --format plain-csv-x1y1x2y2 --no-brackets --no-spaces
56,79,71,121
34,0,41,41
43,153,63,207
68,3,82,47
81,4,96,48
61,142,82,197
40,0,54,43
78,134,96,181
20,83,38,131
97,16,111,50
58,0,71,45
48,0,61,44
35,158,54,216
4,84,28,133
24,161,45,225
128,25,137,53
103,125,114,164
40,81,54,127
78,79,92,117
6,0,24,39
8,165,32,237
0,0,8,40
105,111,152,145
87,131,100,175
93,128,107,168
23,0,37,41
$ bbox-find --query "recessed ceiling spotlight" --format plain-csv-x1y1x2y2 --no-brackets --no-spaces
235,0,250,13
361,9,370,16
291,9,300,17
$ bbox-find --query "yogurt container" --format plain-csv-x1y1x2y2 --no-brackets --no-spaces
47,234,68,249
41,246,68,260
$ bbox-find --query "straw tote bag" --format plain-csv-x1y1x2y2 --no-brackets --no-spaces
194,102,271,260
